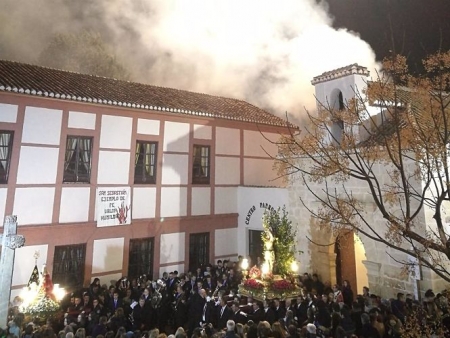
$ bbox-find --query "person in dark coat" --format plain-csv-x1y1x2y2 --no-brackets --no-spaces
231,301,248,325
360,313,380,338
132,297,151,331
250,302,265,324
217,297,234,331
341,280,354,308
262,300,276,326
187,288,207,336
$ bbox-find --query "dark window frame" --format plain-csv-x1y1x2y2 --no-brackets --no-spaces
248,229,264,267
63,136,93,183
128,237,155,280
134,141,158,184
0,131,13,184
192,145,210,184
52,243,86,290
189,232,210,271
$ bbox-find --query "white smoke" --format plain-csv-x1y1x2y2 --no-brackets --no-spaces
0,0,378,121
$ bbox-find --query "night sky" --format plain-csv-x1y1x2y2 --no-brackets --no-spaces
325,0,450,72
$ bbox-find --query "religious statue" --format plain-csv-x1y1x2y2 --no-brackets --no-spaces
40,264,55,300
263,228,275,274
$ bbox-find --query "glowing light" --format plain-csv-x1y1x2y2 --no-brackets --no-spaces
261,262,269,275
291,261,299,272
241,258,249,270
53,284,66,301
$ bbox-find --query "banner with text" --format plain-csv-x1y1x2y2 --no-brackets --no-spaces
96,187,132,227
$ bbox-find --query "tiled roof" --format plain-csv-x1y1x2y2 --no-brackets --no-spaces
0,60,289,127
311,63,370,85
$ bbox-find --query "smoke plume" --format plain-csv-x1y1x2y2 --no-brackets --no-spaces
1,0,378,121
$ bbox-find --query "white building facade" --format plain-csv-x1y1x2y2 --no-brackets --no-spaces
289,64,443,298
0,60,290,298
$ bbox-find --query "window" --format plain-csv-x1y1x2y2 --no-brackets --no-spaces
128,237,155,279
248,230,263,266
189,232,210,271
0,131,13,184
134,141,157,184
63,136,92,183
192,145,210,184
53,243,86,290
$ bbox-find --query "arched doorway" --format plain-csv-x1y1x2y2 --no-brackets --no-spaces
334,231,368,293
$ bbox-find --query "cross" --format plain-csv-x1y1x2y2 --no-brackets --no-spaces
0,215,25,329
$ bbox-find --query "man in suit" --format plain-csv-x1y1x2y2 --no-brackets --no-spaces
250,301,265,324
263,299,276,325
217,297,233,331
187,288,207,336
273,298,286,322
231,301,248,325
107,291,123,316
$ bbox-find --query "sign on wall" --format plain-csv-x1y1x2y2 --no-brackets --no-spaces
96,187,131,227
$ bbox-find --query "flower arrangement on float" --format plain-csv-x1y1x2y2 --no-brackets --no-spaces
238,206,302,301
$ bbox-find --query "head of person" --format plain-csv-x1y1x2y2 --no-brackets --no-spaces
226,320,236,332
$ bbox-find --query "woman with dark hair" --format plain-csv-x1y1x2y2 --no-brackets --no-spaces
341,280,353,308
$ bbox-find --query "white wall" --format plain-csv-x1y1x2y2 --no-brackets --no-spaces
161,154,189,185
132,187,157,219
22,107,62,145
216,127,240,155
215,228,238,256
159,264,185,278
163,122,189,152
16,146,59,184
191,187,211,215
59,187,90,223
13,187,55,225
100,115,132,149
137,118,160,135
214,187,238,214
68,111,96,130
92,237,125,273
0,188,6,224
160,232,185,264
215,157,240,185
160,187,187,217
243,130,279,157
97,151,131,184
193,124,212,140
0,103,17,123
237,187,289,258
244,158,282,187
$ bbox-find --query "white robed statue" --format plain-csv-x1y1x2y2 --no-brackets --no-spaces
263,228,275,274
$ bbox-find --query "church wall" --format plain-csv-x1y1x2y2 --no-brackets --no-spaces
193,124,212,140
68,111,96,130
99,115,133,150
97,151,131,184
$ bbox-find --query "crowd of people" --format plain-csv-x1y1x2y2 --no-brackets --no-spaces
4,259,450,338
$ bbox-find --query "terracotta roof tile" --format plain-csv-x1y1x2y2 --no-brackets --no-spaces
0,60,288,127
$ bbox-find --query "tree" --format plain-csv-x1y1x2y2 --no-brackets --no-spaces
275,51,450,282
262,206,297,276
37,30,131,80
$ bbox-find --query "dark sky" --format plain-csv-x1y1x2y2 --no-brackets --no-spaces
325,0,450,72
